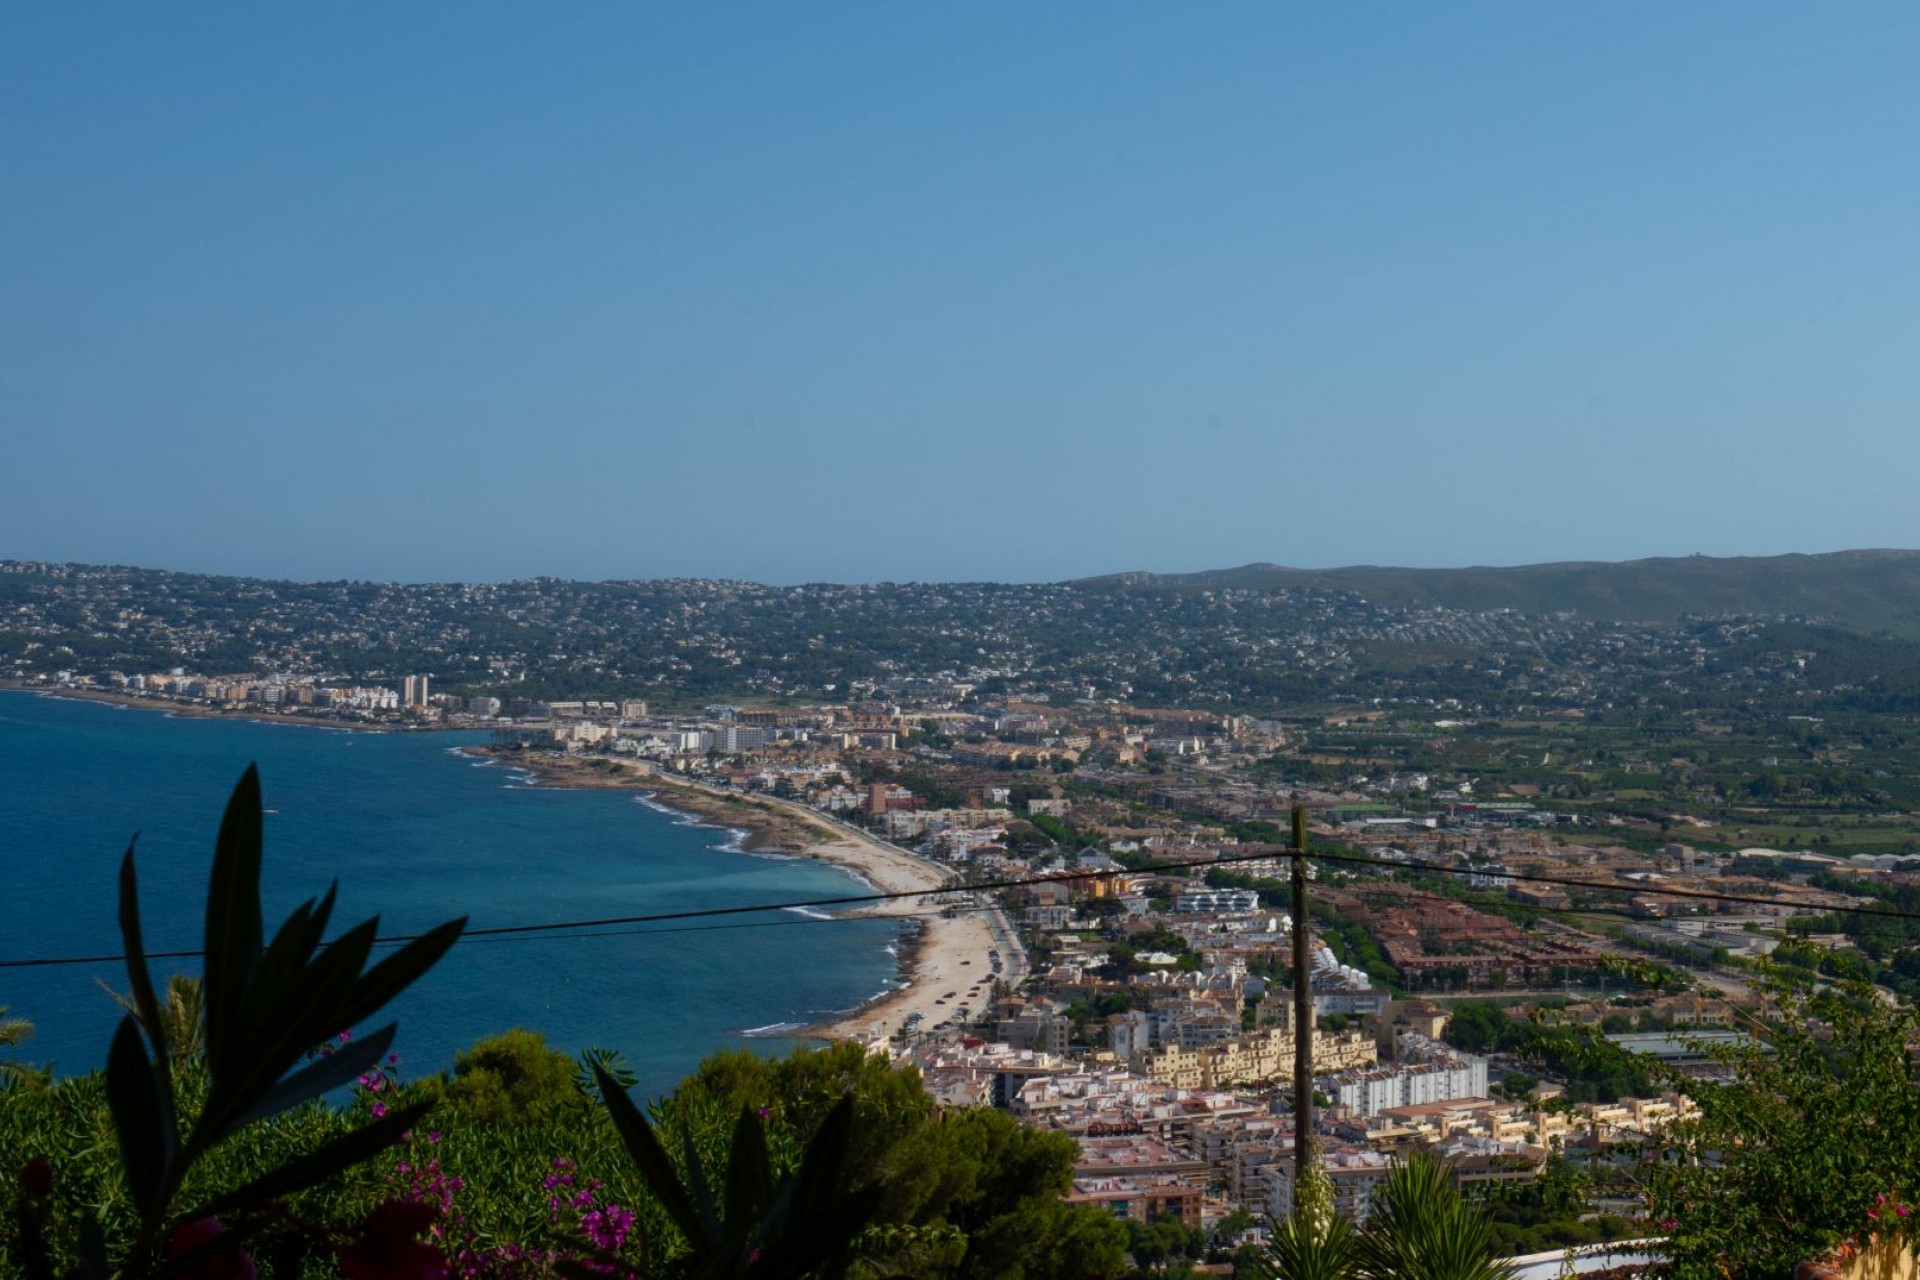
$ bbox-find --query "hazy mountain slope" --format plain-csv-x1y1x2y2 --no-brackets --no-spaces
1083,550,1920,632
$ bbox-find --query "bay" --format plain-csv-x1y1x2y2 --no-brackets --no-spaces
0,690,899,1095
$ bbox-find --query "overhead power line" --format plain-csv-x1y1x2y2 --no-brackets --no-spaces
1,838,1912,971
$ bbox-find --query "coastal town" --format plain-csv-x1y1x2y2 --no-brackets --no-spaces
15,652,1917,1258
12,4,1920,1270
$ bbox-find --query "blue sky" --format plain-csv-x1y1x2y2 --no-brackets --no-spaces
3,4,1916,584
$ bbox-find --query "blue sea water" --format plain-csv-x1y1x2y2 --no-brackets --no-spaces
0,691,900,1095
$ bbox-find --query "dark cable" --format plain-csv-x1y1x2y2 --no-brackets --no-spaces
1,835,1908,969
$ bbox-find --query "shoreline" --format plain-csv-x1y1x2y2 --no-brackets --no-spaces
0,681,450,734
472,748,1028,1044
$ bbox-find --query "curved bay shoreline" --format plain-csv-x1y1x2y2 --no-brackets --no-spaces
466,749,1027,1045
0,679,1023,1049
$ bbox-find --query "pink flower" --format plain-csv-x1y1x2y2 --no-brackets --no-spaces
339,1201,449,1280
167,1218,257,1280
372,1101,388,1120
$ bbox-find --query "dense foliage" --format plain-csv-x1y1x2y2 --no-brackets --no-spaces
4,1032,1128,1279
1647,973,1920,1280
1442,1002,1655,1103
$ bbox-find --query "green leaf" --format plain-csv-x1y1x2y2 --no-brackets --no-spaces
682,1122,720,1238
595,1063,709,1249
328,918,466,1039
749,1190,883,1280
741,1097,880,1280
75,1212,109,1280
239,916,378,1075
105,1016,172,1218
11,1198,57,1280
203,765,265,1080
117,840,171,1073
234,1022,397,1129
787,1095,856,1228
725,1106,772,1240
192,1101,431,1218
198,915,376,1139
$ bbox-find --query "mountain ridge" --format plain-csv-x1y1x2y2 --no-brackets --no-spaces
11,549,1920,633
1078,548,1920,632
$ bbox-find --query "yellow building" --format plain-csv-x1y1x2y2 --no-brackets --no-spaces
1137,1026,1376,1090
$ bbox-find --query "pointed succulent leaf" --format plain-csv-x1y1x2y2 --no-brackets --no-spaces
193,1102,430,1218
595,1063,709,1248
786,1095,857,1228
724,1106,773,1239
117,840,173,1075
200,918,378,1135
304,882,339,952
680,1120,722,1238
75,1212,109,1280
234,1022,397,1130
203,766,266,1077
248,915,378,1053
746,1188,883,1280
1259,1209,1357,1280
325,919,465,1040
105,1016,173,1217
12,1192,58,1280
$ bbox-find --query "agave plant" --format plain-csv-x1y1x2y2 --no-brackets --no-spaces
10,764,466,1279
1260,1153,1513,1280
575,1045,641,1099
1356,1154,1514,1280
1258,1210,1358,1280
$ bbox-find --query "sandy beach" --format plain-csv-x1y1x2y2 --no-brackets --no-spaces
479,750,1027,1044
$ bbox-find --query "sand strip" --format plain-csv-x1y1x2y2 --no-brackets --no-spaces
474,750,1027,1043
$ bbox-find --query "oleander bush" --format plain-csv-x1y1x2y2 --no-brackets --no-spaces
1645,968,1920,1280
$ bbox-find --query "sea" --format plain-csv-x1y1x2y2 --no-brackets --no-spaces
0,690,901,1096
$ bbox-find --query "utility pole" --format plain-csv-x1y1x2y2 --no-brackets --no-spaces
1291,801,1313,1193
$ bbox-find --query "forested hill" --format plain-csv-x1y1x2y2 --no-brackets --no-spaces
8,553,1920,712
1082,550,1920,634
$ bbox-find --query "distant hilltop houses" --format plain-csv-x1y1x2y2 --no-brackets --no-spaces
4,557,1898,721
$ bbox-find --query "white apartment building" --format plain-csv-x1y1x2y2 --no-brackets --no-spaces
1175,888,1261,914
1322,1052,1489,1117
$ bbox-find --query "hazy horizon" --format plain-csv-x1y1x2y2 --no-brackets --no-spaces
9,544,1918,590
6,5,1918,583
